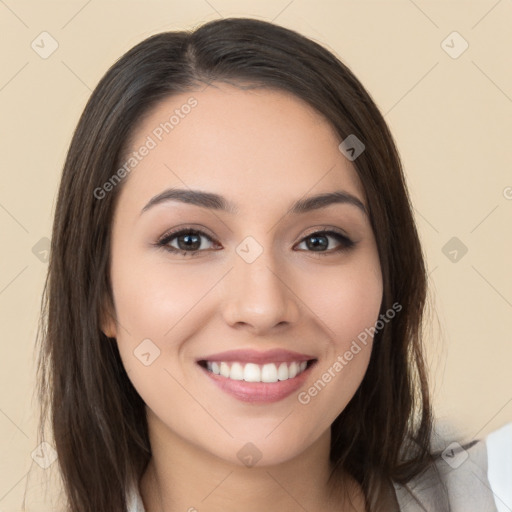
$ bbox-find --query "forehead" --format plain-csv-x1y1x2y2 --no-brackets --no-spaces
117,82,366,215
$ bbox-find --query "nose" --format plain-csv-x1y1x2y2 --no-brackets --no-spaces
221,250,301,334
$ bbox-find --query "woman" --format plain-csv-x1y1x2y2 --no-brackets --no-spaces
35,17,497,512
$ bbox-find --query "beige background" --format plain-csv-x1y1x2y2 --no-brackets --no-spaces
1,0,511,509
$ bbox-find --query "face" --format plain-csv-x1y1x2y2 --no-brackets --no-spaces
103,82,383,467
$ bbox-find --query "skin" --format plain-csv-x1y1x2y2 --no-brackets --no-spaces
103,82,387,511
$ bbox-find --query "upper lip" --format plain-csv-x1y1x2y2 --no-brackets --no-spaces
197,349,316,365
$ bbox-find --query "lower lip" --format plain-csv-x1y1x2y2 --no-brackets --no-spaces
199,363,314,403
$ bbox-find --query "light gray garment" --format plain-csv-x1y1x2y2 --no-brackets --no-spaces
393,439,498,511
126,440,498,511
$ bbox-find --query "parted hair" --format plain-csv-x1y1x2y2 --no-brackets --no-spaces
36,17,444,512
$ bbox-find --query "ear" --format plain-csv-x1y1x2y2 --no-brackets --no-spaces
100,291,117,339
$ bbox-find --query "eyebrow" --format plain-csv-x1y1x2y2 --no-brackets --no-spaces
140,188,367,217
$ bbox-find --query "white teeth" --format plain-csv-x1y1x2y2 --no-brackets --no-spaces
243,363,261,382
204,360,310,382
229,362,244,380
277,362,288,380
220,362,230,378
261,363,278,383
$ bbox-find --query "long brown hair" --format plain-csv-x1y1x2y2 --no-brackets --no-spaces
36,17,443,511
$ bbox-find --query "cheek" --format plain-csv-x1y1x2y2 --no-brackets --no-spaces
109,233,383,455
304,252,383,344
293,254,382,428
110,245,214,342
109,254,210,428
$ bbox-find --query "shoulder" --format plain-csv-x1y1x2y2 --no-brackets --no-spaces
393,439,499,511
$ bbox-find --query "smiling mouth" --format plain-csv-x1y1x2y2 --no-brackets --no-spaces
197,359,317,383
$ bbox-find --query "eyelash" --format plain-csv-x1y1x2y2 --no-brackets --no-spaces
154,226,356,257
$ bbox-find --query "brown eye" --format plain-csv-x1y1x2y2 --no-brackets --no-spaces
296,230,355,255
157,228,218,256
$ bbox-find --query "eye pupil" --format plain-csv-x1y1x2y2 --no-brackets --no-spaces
179,234,200,251
158,228,352,257
307,235,328,251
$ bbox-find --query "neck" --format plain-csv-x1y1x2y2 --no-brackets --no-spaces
139,408,364,512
